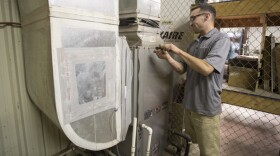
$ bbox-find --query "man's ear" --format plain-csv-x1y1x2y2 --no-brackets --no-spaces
205,13,210,21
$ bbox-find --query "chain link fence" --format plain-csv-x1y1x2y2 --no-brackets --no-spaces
160,0,280,155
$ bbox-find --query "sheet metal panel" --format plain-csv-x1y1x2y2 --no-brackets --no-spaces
136,47,173,122
0,20,23,156
18,0,118,25
136,47,173,156
160,0,195,51
119,36,133,140
50,18,122,150
115,45,172,155
21,13,124,150
0,0,71,155
0,0,41,155
22,18,59,125
120,0,161,19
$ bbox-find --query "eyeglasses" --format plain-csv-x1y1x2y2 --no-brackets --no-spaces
190,13,207,22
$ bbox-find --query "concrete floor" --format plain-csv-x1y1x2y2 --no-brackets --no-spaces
163,104,280,156
220,104,280,156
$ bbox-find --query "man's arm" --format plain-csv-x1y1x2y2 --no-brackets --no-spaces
154,49,186,74
160,44,214,76
166,55,186,74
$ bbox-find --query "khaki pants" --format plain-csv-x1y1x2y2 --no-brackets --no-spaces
184,109,220,156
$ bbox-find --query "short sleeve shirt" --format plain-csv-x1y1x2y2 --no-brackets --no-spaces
181,28,230,116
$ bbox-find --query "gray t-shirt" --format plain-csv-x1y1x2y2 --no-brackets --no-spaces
181,28,230,116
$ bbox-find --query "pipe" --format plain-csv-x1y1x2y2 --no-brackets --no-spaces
55,147,75,156
105,149,117,156
169,129,192,156
141,124,153,156
131,117,137,156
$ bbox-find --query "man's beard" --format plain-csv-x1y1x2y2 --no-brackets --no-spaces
193,28,201,34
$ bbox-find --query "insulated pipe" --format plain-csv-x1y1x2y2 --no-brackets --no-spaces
141,124,153,156
131,117,137,156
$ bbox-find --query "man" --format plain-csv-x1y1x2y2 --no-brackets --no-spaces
227,32,239,59
154,3,230,156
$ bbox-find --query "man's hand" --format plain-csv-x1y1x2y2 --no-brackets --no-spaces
160,44,181,55
154,47,170,60
154,44,186,74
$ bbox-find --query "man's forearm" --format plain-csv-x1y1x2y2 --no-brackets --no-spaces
166,56,185,74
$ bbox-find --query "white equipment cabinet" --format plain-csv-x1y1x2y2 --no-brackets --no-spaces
18,0,132,151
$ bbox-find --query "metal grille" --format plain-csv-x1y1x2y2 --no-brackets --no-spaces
160,0,280,155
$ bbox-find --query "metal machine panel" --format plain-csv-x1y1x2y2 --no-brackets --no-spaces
116,45,173,155
21,16,125,150
136,47,173,122
120,32,163,47
136,47,173,155
160,0,195,50
17,0,48,17
118,36,133,140
50,0,117,17
119,0,161,19
51,18,122,150
22,18,59,125
57,47,116,124
138,111,168,156
18,0,118,26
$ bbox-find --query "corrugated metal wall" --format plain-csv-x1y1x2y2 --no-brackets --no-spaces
0,0,71,155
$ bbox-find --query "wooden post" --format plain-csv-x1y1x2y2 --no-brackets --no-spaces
260,14,269,91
